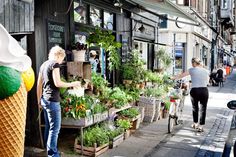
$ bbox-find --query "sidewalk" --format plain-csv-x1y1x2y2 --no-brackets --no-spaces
101,70,236,157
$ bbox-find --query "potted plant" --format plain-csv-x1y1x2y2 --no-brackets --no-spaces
75,125,109,156
87,27,121,71
61,94,94,126
109,87,128,109
119,108,141,130
92,103,108,123
91,72,109,95
106,127,124,149
116,119,132,139
155,48,172,73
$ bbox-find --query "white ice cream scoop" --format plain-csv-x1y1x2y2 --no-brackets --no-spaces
0,24,31,72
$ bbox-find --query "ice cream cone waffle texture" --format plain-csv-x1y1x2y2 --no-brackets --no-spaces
0,83,27,157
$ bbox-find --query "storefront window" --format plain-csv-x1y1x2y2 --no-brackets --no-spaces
90,6,102,27
104,11,114,30
74,2,87,24
175,43,185,70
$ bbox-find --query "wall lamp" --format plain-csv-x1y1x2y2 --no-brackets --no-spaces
138,24,145,33
114,0,122,7
54,0,84,17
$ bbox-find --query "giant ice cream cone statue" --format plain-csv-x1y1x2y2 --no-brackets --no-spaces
0,24,35,157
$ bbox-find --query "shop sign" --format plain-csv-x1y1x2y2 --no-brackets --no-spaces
133,21,155,40
47,20,65,51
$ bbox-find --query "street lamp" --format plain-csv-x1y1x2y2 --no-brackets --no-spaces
54,0,84,17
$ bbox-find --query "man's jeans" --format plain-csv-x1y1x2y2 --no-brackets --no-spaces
41,98,61,157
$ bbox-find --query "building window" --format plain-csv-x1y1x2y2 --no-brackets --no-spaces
74,2,87,24
159,14,167,29
222,0,228,9
104,11,114,30
90,6,102,27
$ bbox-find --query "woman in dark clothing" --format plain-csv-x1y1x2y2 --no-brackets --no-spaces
37,45,81,157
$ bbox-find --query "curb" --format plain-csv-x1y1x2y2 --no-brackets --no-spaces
195,109,234,157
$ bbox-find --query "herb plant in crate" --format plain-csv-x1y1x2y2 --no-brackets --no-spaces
91,72,109,95
116,119,132,139
60,94,94,126
109,87,128,109
75,125,109,156
92,103,108,123
119,108,141,130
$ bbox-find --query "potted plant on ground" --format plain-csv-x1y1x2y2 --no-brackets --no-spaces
75,125,109,156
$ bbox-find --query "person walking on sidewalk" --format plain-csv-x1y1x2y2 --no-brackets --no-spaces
37,45,81,157
175,58,209,132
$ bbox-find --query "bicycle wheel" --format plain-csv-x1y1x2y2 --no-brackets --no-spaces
168,115,175,133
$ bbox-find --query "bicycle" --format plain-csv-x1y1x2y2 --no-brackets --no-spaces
168,79,188,133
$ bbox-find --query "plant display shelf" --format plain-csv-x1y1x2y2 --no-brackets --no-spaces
108,103,132,117
39,110,108,156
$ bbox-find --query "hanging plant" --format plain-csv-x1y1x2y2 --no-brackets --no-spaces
87,27,122,71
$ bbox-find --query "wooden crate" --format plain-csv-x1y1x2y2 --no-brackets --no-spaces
124,129,131,140
137,96,156,123
61,115,93,127
100,111,108,121
153,99,161,121
93,113,101,123
130,114,141,130
67,61,91,80
74,138,109,157
109,133,124,149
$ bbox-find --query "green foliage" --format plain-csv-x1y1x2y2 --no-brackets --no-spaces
92,103,107,114
162,97,171,110
119,108,139,118
145,70,163,84
156,48,172,70
91,72,109,92
81,125,109,147
144,86,166,98
121,49,146,83
106,127,124,140
87,27,121,71
61,94,93,119
116,119,132,130
109,87,128,108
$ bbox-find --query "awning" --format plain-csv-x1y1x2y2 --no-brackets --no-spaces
127,0,200,26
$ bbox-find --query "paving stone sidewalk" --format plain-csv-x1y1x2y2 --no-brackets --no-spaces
101,71,236,157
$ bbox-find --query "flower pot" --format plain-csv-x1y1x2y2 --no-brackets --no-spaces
123,80,132,85
73,50,86,62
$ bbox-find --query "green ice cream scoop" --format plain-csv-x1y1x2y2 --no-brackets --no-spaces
0,66,21,100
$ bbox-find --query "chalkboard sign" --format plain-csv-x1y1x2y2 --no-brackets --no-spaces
47,20,65,51
121,35,129,63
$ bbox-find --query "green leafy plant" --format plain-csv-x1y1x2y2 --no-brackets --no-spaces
106,127,124,140
87,27,121,71
91,72,109,94
121,49,146,83
61,95,93,119
80,125,109,147
144,86,166,99
156,48,172,71
116,119,132,130
92,103,107,114
119,108,139,119
109,87,128,108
